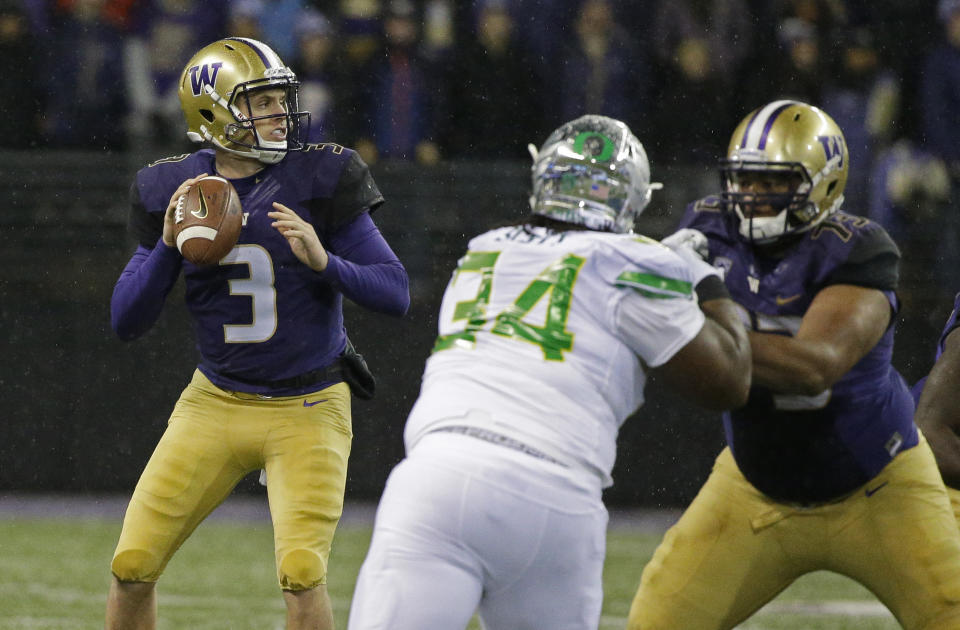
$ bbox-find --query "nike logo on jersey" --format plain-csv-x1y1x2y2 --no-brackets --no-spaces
303,398,328,407
864,481,888,497
775,293,802,306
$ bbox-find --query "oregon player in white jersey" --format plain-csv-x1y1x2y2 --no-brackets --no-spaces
347,115,752,630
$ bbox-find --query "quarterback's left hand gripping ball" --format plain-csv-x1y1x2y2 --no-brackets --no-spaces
174,176,243,265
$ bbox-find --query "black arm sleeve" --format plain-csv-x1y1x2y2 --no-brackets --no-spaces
127,180,164,248
825,226,900,292
312,152,385,232
696,274,731,304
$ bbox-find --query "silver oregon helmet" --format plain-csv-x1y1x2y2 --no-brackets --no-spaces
530,115,658,233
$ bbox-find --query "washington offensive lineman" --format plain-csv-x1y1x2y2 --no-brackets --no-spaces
628,101,960,630
346,115,752,630
914,293,960,516
105,38,408,629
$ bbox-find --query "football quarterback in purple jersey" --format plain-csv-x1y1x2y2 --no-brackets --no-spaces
914,293,960,503
105,38,408,630
629,100,960,630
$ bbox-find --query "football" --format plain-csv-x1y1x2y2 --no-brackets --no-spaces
173,176,243,265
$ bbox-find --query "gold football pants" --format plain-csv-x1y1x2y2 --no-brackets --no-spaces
629,438,960,629
111,370,352,590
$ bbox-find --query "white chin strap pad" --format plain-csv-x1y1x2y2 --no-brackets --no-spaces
738,209,788,242
254,129,287,164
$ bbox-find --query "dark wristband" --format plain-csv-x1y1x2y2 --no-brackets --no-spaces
695,274,730,303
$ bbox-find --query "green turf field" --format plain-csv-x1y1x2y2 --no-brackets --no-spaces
0,514,898,629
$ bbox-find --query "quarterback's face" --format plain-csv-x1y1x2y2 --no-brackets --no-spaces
238,88,288,142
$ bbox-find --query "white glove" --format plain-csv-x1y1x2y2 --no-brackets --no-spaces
661,228,709,261
661,228,719,287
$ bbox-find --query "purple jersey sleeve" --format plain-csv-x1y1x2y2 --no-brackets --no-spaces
913,292,960,402
935,293,960,362
110,243,183,340
321,212,409,316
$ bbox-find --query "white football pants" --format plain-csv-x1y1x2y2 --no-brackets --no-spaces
347,431,608,630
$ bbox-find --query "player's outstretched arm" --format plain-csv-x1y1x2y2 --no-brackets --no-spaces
915,327,960,488
656,282,752,410
750,284,890,396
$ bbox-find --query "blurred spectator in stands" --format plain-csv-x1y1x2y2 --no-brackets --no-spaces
329,2,380,149
747,17,823,106
442,0,542,160
869,105,951,354
869,131,950,243
649,0,752,164
44,0,131,150
0,0,44,148
226,0,263,40
923,0,960,180
821,26,899,209
257,0,304,60
350,0,443,165
772,0,845,38
843,0,939,84
292,7,337,143
16,0,50,36
921,0,960,300
473,0,578,81
123,0,227,153
553,0,649,136
421,0,454,61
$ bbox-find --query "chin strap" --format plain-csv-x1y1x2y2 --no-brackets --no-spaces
193,84,287,164
738,208,789,243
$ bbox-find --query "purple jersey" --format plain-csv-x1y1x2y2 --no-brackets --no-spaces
912,292,960,402
115,144,408,396
679,198,917,504
930,293,960,363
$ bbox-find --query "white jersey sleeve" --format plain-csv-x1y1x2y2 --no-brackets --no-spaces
608,252,706,367
404,226,708,491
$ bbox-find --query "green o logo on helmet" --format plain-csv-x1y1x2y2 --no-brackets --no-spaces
572,132,615,162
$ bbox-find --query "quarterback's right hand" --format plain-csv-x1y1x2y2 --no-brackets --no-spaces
162,173,209,248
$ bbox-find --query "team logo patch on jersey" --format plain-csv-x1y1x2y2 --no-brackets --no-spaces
188,62,223,96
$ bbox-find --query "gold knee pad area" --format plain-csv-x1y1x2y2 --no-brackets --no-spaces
279,548,326,590
111,549,161,583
